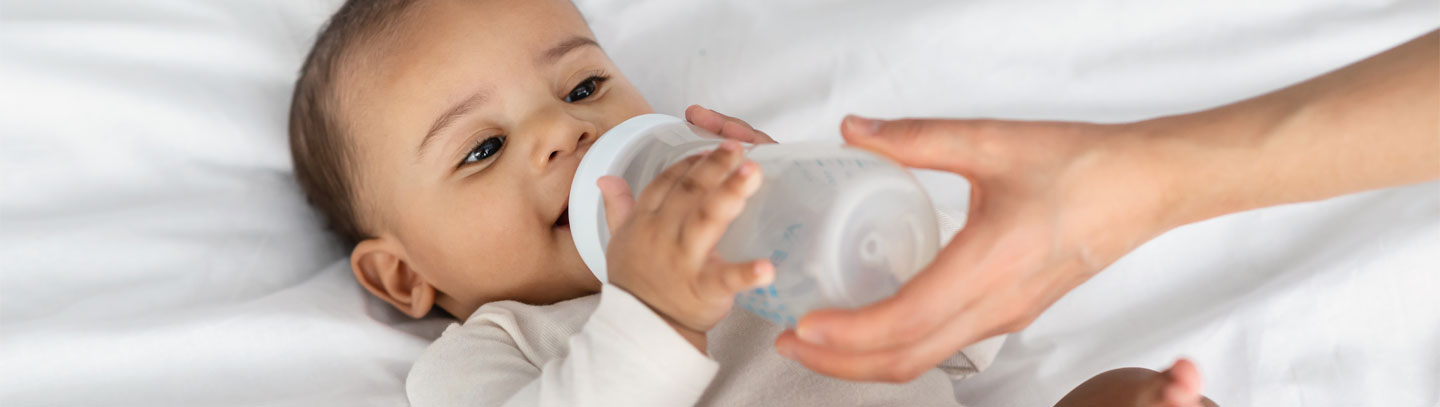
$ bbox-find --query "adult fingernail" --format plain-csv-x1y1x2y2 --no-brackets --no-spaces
720,141,741,152
796,324,826,345
844,115,882,135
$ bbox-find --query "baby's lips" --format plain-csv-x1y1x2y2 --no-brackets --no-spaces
555,207,569,227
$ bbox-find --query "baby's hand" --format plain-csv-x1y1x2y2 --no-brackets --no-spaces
685,105,778,144
597,141,773,350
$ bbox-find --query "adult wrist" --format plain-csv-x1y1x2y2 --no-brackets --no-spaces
1087,121,1194,246
1122,100,1295,231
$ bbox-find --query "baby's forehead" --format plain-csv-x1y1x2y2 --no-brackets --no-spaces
367,0,590,62
341,0,593,108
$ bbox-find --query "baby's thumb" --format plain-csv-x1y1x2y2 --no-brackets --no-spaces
597,176,635,233
840,115,985,175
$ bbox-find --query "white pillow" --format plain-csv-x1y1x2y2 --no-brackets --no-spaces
2,1,443,405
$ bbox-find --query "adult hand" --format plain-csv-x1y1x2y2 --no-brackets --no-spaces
774,29,1437,382
773,116,1173,382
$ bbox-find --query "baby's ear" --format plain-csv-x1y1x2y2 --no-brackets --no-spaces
351,238,436,318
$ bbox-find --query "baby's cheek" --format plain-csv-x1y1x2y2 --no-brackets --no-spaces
470,222,569,298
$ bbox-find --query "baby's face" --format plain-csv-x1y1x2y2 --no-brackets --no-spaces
342,0,651,318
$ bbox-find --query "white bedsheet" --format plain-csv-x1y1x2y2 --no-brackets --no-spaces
2,0,1436,406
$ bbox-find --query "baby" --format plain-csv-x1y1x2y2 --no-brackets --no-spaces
288,0,1218,405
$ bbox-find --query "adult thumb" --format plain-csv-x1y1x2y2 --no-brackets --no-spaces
841,115,987,175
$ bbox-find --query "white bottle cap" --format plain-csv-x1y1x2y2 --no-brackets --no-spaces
569,114,699,283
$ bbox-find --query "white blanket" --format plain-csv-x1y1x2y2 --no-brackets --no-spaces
1,0,1436,406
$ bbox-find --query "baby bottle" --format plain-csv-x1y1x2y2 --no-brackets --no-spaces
569,114,939,327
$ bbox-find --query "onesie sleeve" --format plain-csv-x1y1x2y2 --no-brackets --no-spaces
407,284,719,407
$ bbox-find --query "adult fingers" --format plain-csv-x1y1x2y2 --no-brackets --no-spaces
791,217,1001,352
774,306,994,383
596,176,635,234
840,115,1007,177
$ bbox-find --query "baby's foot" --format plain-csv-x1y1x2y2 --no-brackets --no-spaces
1148,358,1209,407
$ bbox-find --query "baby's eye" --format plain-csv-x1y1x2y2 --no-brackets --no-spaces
564,75,608,103
460,136,505,168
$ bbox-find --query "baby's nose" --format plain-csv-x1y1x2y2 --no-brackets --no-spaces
535,119,597,168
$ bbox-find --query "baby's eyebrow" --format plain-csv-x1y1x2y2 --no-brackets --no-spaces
537,36,599,66
418,36,598,159
419,90,490,158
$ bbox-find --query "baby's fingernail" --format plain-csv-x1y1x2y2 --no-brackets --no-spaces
796,324,826,345
777,343,795,359
752,261,774,283
737,161,755,175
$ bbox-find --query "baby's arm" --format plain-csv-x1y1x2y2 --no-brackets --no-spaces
406,288,719,407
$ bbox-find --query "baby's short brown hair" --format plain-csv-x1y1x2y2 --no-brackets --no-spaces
289,0,418,248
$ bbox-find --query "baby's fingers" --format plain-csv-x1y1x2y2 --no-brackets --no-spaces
680,160,762,258
657,141,746,223
597,176,635,233
638,155,702,212
698,259,775,300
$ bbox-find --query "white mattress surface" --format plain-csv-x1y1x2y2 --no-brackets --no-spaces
2,0,1436,406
